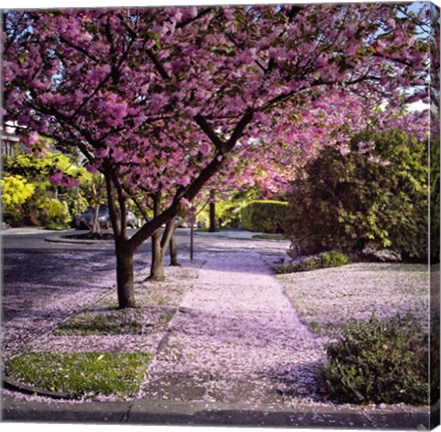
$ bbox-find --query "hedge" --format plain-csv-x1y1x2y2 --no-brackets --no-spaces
240,200,288,233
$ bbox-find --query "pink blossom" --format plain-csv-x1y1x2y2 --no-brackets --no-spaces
339,146,350,156
48,171,63,185
62,176,80,188
94,148,109,159
199,143,211,156
179,198,190,207
86,164,99,174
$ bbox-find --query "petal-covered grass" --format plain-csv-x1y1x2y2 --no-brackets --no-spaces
5,352,152,398
54,309,144,335
3,261,205,401
277,262,429,336
96,262,203,309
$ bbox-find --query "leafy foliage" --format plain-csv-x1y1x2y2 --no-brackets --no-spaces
3,151,89,227
38,198,71,228
285,130,428,260
276,251,349,274
4,152,84,182
241,200,288,233
1,175,35,208
5,352,152,398
197,187,259,229
321,314,429,405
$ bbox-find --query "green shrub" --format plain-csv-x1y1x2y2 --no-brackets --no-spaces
276,251,349,274
241,200,288,233
38,198,71,228
285,129,428,260
320,251,350,267
1,175,35,225
321,314,429,405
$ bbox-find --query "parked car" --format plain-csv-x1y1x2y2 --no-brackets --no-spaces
75,205,139,229
176,218,200,228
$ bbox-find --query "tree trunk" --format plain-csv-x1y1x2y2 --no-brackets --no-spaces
115,241,136,308
209,189,216,232
91,204,101,234
169,229,180,266
104,170,135,309
148,229,165,281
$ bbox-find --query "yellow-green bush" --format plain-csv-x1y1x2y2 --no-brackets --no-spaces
39,198,71,228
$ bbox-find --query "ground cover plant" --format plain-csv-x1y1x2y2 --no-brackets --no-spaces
5,352,152,399
276,251,349,274
321,314,429,405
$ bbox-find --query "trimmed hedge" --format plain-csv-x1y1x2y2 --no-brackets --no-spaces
240,200,288,233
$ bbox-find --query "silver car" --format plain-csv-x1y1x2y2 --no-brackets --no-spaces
75,205,139,229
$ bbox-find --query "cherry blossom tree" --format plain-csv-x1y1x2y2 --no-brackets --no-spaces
3,3,430,308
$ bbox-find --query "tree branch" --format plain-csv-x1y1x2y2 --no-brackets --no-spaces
193,114,226,151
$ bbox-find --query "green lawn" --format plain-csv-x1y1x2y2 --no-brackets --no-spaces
5,352,152,398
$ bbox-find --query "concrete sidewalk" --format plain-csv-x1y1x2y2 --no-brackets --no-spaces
140,251,322,405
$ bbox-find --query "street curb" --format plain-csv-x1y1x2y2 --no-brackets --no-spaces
1,395,434,429
2,376,73,400
45,236,114,244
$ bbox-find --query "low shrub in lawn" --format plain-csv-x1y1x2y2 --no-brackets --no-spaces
276,251,349,274
5,352,152,398
431,315,440,406
321,314,429,405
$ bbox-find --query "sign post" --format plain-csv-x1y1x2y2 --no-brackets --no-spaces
190,215,195,260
